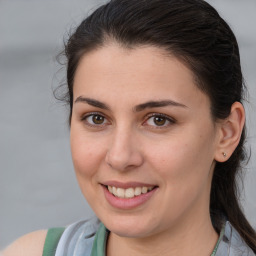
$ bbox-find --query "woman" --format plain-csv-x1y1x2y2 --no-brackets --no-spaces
3,0,256,255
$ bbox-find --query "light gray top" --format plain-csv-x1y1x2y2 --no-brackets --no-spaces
55,218,255,256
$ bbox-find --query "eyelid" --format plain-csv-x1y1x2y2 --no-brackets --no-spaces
81,111,110,127
146,112,176,121
80,111,175,129
81,111,104,120
143,112,176,127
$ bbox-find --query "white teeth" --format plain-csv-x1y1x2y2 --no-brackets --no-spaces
112,186,117,196
107,185,154,198
134,187,142,196
116,188,125,198
125,188,135,198
108,186,113,193
142,186,148,194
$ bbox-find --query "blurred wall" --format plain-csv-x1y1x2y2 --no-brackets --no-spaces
0,0,255,249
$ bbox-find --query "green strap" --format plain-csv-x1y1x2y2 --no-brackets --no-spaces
43,227,65,256
91,223,109,256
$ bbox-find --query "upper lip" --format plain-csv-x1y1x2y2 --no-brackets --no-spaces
102,180,157,189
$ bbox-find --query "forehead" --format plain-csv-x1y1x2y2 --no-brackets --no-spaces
73,45,209,109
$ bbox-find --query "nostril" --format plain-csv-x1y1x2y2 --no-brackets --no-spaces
105,147,144,172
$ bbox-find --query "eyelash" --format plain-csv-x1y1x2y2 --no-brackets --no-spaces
143,113,176,128
81,112,176,129
81,112,109,128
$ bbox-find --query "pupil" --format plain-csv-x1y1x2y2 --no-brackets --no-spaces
93,115,104,124
154,116,166,126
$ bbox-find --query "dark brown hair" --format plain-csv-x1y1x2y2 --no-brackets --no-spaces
59,0,256,251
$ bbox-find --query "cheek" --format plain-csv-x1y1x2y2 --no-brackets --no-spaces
70,129,108,208
146,128,216,187
145,131,216,222
70,128,106,180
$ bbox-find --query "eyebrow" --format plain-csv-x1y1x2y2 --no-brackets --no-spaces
74,96,187,112
134,100,187,112
74,96,110,110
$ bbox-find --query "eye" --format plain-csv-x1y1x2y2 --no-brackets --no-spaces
82,113,108,126
144,114,175,127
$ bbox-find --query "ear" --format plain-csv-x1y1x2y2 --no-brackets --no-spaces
214,102,245,162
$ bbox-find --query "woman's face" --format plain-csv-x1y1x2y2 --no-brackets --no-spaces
70,45,221,238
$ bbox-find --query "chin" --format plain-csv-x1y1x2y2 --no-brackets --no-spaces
109,225,151,238
101,214,157,238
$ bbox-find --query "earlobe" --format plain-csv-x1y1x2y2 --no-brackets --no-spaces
215,102,245,162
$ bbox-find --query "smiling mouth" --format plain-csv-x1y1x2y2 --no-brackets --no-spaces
106,185,156,199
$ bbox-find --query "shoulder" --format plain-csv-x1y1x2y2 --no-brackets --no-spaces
2,230,47,256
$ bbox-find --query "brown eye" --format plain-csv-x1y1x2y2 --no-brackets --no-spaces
153,116,166,126
144,114,175,128
83,114,107,126
92,114,105,124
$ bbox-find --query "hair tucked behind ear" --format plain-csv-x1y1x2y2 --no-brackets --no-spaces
58,0,256,251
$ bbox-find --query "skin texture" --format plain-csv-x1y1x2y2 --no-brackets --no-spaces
2,230,47,256
3,44,244,256
69,44,244,256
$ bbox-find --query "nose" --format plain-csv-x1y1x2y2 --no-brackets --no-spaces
105,127,144,171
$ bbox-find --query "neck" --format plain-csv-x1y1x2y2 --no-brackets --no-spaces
106,213,218,256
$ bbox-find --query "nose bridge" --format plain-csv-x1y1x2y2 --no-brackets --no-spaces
105,123,143,171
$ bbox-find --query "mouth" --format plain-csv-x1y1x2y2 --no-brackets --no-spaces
102,182,158,209
106,185,156,199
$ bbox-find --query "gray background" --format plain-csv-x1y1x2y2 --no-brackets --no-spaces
0,0,255,249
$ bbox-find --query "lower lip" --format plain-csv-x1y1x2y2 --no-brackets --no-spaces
102,185,158,210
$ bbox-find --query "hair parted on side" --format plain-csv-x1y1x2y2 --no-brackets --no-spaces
56,0,256,251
